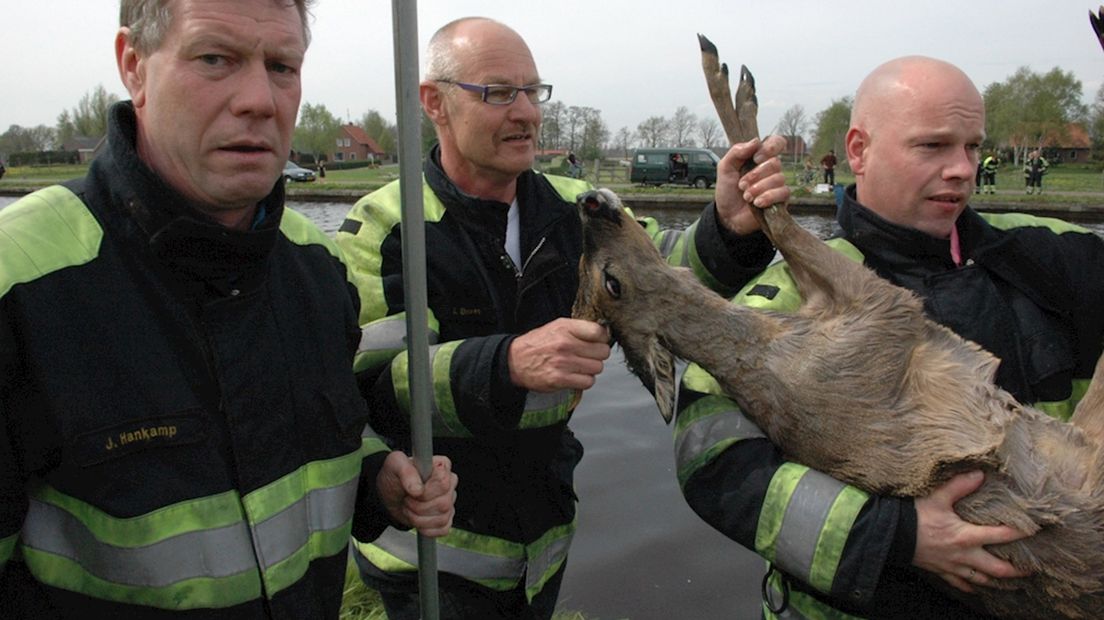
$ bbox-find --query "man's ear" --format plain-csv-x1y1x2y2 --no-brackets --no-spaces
115,28,147,107
419,82,448,127
845,126,868,175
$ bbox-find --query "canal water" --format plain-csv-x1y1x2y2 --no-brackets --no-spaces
2,194,1102,619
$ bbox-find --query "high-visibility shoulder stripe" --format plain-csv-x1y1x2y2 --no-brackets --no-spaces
336,177,447,321
756,464,868,594
540,173,591,203
0,185,103,298
734,238,862,312
279,207,341,258
980,211,1090,235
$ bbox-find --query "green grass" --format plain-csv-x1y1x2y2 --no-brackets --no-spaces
5,161,1104,206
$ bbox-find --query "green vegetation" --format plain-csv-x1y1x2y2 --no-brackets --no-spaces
4,161,1104,207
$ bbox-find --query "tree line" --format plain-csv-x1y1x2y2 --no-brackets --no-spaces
2,65,1099,168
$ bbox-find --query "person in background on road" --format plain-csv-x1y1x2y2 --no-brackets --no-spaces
981,151,999,194
0,1,456,617
678,55,1104,619
335,15,785,620
821,148,838,186
1024,150,1049,194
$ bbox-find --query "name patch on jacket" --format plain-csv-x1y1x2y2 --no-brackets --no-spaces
747,284,781,300
72,411,206,466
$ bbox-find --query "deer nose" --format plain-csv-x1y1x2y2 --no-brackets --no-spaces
577,190,620,223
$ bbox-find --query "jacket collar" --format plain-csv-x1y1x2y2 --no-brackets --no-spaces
421,144,575,242
836,184,995,272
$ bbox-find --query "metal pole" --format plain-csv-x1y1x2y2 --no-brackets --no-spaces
390,2,439,619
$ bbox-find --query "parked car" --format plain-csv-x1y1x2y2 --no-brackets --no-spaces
629,147,719,188
283,161,316,182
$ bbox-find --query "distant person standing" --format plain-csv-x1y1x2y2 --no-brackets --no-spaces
318,159,327,182
981,152,999,194
567,152,583,178
1023,150,1049,194
975,159,983,194
0,160,5,180
820,149,837,186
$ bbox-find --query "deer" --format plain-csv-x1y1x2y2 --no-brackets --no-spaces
572,34,1104,619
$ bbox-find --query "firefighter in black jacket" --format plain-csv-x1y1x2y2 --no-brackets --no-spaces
679,56,1104,619
336,16,784,620
0,1,457,617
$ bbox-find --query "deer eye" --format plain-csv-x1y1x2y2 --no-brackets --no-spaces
602,269,622,299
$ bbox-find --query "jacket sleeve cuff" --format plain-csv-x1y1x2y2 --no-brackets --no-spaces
695,201,775,289
886,497,918,567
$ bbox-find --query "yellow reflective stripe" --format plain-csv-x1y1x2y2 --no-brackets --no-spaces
241,448,361,524
519,390,574,429
762,569,865,620
22,486,261,608
392,341,471,437
0,531,17,566
980,211,1090,235
757,463,808,563
674,394,766,487
360,424,389,458
357,526,524,591
30,482,245,546
523,520,574,601
757,465,869,595
0,185,103,298
356,519,574,600
734,238,862,312
21,546,262,610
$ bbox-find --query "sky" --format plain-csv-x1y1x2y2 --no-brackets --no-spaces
3,0,1103,143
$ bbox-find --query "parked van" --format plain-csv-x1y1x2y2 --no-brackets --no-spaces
630,148,719,188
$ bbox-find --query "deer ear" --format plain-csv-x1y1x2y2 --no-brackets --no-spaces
645,340,679,424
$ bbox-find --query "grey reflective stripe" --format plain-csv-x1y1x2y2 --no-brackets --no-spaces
358,316,408,352
656,229,682,260
674,406,766,469
772,469,848,582
22,499,256,587
253,477,358,570
524,390,571,412
371,527,525,582
525,530,573,593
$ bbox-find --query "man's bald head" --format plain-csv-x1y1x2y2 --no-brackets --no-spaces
845,56,986,238
423,17,532,82
851,56,983,135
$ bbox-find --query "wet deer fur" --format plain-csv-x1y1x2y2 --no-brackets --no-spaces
572,35,1104,619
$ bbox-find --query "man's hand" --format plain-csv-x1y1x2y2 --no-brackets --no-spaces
714,135,790,236
508,317,611,392
913,470,1032,593
377,451,457,537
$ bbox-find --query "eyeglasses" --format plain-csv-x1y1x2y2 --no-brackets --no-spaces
435,80,553,105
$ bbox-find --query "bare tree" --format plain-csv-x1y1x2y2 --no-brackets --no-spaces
774,104,808,163
670,106,698,147
540,101,565,151
636,116,669,148
697,117,721,149
614,126,634,157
